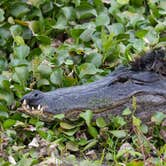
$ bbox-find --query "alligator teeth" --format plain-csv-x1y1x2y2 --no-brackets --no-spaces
26,105,30,109
23,99,27,105
32,107,35,110
37,105,41,110
22,105,27,110
40,106,44,112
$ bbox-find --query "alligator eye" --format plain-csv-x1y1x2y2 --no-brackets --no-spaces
34,93,38,97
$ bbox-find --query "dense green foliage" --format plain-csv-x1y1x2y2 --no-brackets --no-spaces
0,0,166,165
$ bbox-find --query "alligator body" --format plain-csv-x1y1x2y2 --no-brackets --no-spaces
18,49,166,122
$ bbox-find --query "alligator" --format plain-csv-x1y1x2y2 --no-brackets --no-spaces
18,48,166,122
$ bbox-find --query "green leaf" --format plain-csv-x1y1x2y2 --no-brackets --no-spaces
80,110,93,127
110,130,127,138
76,3,97,19
60,122,76,130
3,119,16,129
38,63,52,77
151,112,166,125
0,8,5,22
80,28,95,42
10,4,30,18
117,0,129,5
122,107,132,116
96,13,110,26
82,139,98,152
66,142,79,152
78,63,98,78
50,69,63,85
88,125,98,138
85,53,102,67
132,116,141,127
96,117,107,128
14,45,30,59
54,114,65,120
0,111,9,119
36,35,51,45
144,29,159,45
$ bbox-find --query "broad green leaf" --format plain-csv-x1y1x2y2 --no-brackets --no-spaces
96,13,110,26
0,111,9,119
132,116,141,127
14,45,30,59
96,117,107,128
78,63,98,78
3,119,16,129
143,29,159,45
151,112,166,125
82,139,98,152
66,142,79,152
88,125,98,138
76,3,97,19
109,23,124,35
10,4,30,18
110,130,127,138
38,63,52,77
0,8,5,22
80,28,95,42
60,122,76,130
117,0,129,5
50,69,63,85
60,127,78,136
80,110,93,127
85,53,102,67
54,114,65,120
122,107,132,116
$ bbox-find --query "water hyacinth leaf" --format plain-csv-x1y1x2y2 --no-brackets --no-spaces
14,45,30,59
37,79,50,87
122,107,132,116
3,119,16,129
88,125,98,138
10,25,23,37
14,36,25,45
76,3,97,19
50,69,63,85
140,124,148,134
10,4,30,18
96,117,107,128
0,111,9,119
61,7,75,20
132,116,141,127
36,35,51,45
0,8,5,22
143,29,159,45
117,0,129,5
82,139,98,152
151,112,166,125
109,23,124,35
13,66,29,84
96,13,110,26
85,53,102,67
60,122,77,130
80,28,95,42
38,63,52,77
78,63,98,78
80,110,93,127
60,127,78,136
66,142,79,152
110,130,127,138
54,114,65,120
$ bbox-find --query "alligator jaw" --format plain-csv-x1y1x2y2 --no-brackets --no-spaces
17,99,55,122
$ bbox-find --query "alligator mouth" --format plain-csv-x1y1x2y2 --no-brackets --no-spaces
21,99,45,112
17,99,54,122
